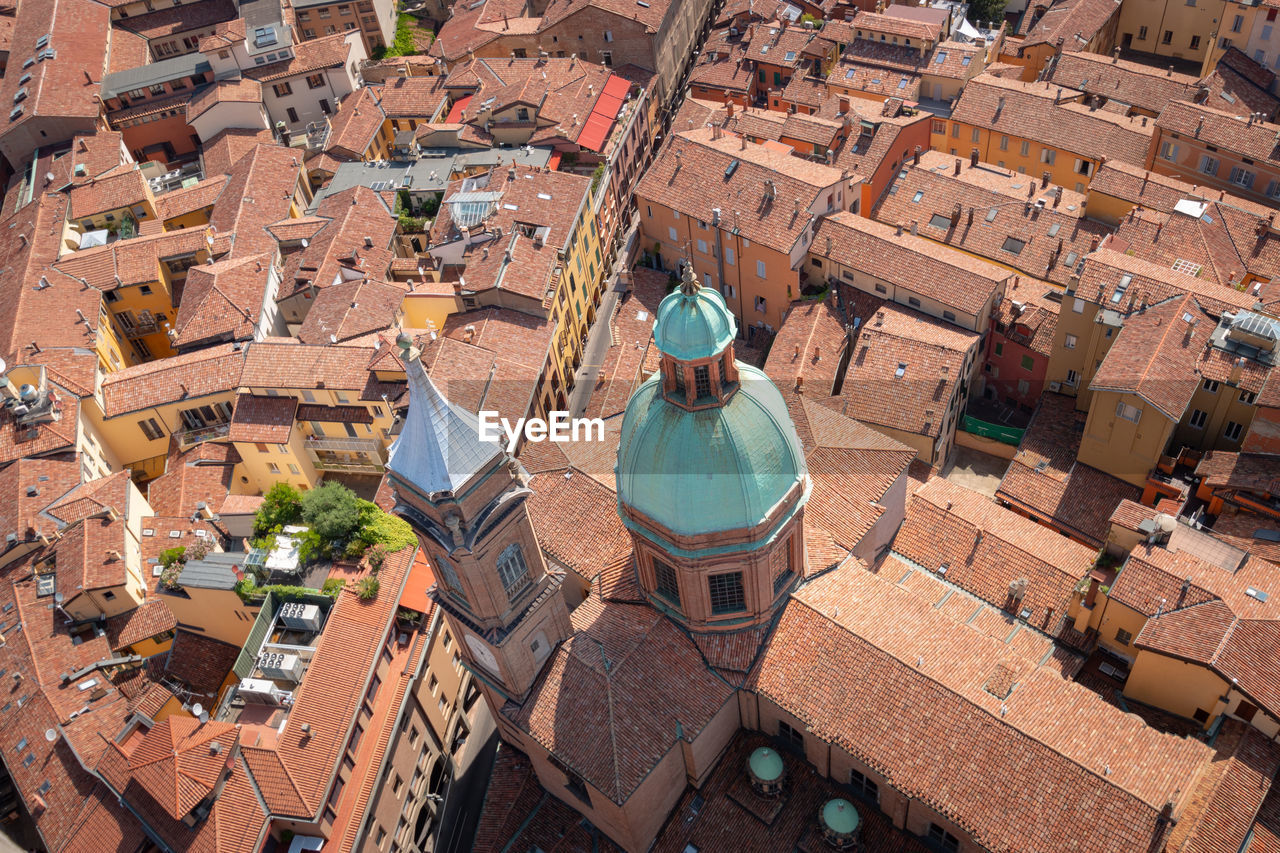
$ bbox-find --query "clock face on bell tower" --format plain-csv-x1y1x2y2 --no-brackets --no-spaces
465,634,499,676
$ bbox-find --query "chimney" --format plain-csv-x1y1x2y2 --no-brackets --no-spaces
1054,187,1063,207
950,203,961,227
969,149,979,167
726,101,735,117
895,222,904,236
954,158,962,176
910,219,918,235
1112,47,1120,64
1167,65,1173,77
1041,171,1049,188
913,145,921,165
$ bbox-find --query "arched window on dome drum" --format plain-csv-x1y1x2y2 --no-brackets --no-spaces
673,363,686,393
720,354,731,385
653,558,680,606
497,544,531,601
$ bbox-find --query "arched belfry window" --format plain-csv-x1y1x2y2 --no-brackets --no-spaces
497,544,531,600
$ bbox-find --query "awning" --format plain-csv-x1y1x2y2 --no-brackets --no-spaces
445,94,472,124
399,549,437,614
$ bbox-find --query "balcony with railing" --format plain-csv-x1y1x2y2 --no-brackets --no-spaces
304,435,386,474
176,421,230,449
121,317,161,338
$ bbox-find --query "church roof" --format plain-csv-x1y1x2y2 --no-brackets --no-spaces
386,347,502,496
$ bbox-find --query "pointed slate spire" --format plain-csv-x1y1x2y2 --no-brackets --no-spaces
386,333,501,496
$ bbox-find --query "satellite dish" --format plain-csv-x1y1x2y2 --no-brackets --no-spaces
192,703,204,717
44,729,56,742
53,592,63,605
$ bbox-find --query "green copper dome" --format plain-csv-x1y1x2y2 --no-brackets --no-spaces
615,363,807,549
653,267,737,361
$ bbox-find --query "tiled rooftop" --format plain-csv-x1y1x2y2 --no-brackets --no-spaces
228,393,298,444
950,74,1154,167
996,392,1143,546
893,477,1097,633
753,567,1216,853
877,150,1109,287
813,209,1012,314
636,127,843,254
830,299,980,439
99,342,245,418
1090,295,1214,420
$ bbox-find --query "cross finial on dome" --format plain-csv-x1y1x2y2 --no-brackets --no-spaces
679,261,700,296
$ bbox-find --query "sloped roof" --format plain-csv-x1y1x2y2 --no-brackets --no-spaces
510,594,734,804
126,716,240,820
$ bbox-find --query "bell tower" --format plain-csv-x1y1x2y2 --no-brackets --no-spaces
385,335,571,704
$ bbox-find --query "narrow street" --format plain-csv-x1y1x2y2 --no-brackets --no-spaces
567,213,642,418
433,700,498,853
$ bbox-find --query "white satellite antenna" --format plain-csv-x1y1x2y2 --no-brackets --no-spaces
192,703,208,723
44,729,56,742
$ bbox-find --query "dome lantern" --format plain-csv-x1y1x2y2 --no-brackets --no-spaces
654,263,740,409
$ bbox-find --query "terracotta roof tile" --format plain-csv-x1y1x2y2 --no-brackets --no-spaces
1157,100,1280,164
996,392,1142,546
323,87,386,159
636,127,844,254
201,127,277,177
0,454,81,549
103,600,178,652
163,629,239,701
228,393,297,443
951,74,1154,166
173,254,273,347
877,151,1108,287
296,278,406,345
1048,51,1199,115
527,468,631,584
207,144,305,258
244,31,354,84
815,209,1012,313
186,77,264,123
280,185,395,298
67,167,150,219
99,342,245,417
275,546,412,813
753,567,1212,853
143,446,237,529
127,715,240,820
240,339,377,391
829,300,979,439
894,477,1097,633
1167,721,1280,853
1019,0,1119,48
1090,295,1214,420
1075,246,1259,317
0,0,110,143
510,594,734,804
